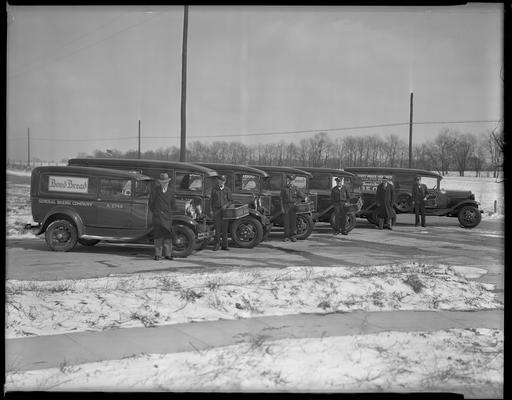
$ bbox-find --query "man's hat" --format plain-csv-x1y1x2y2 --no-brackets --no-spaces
335,177,343,182
382,176,388,180
158,172,171,183
286,174,295,180
415,176,421,180
217,175,227,182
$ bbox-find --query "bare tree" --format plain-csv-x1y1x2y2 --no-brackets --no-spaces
452,133,476,176
433,128,458,175
487,127,504,178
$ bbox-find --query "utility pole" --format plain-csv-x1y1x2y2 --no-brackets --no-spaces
408,92,414,168
138,120,141,159
27,128,30,168
180,5,189,162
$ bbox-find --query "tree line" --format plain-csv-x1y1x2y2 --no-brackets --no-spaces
85,127,504,178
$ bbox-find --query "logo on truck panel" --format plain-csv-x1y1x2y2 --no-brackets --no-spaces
48,176,89,193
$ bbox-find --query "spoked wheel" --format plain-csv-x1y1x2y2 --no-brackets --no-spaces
329,212,357,233
458,206,482,228
172,225,195,258
230,216,264,248
296,214,314,240
396,194,413,213
45,219,78,252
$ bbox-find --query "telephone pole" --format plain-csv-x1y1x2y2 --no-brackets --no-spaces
180,5,189,162
27,128,30,168
138,120,141,159
408,92,414,168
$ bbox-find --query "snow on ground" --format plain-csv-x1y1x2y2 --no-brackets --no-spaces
6,328,503,397
4,170,504,396
5,263,502,339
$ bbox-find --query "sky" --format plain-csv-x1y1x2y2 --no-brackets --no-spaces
6,4,503,162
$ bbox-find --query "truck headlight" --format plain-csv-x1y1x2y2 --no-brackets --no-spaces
185,200,197,219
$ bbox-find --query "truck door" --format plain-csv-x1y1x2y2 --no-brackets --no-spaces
96,177,134,229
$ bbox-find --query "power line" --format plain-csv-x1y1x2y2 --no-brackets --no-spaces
10,12,131,77
8,13,161,80
7,119,500,142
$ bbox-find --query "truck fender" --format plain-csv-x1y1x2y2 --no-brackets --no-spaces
40,207,86,237
172,215,198,233
446,200,482,216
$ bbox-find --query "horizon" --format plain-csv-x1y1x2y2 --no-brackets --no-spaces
6,4,503,162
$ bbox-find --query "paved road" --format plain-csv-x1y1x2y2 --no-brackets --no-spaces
6,214,503,296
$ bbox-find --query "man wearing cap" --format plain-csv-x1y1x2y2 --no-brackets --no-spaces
280,174,305,242
331,176,352,235
211,175,233,250
149,172,176,260
376,176,394,230
412,176,428,227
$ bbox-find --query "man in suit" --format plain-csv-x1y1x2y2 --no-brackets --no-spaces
280,174,305,242
211,175,233,250
412,176,428,227
330,176,352,235
149,172,176,260
376,176,394,230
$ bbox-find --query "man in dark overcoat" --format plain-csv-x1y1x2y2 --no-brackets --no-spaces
211,175,233,251
149,172,176,260
280,174,305,242
330,176,352,235
412,176,428,227
376,176,394,230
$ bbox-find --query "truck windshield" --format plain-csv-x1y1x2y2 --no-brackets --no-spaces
293,175,308,191
176,172,204,193
236,174,260,192
309,174,331,190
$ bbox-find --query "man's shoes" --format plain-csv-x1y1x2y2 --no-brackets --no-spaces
164,255,173,260
421,225,426,228
291,237,297,242
213,243,220,251
385,226,392,230
333,231,340,235
283,237,290,242
221,247,229,251
341,231,348,235
154,256,161,261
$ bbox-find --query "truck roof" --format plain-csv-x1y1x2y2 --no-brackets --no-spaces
344,167,442,179
248,165,313,178
68,158,220,177
297,166,355,177
196,162,269,177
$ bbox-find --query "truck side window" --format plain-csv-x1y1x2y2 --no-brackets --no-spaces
100,178,132,198
134,180,151,197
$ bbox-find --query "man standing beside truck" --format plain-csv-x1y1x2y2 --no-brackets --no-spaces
211,175,233,251
330,176,352,235
412,175,428,227
280,174,305,242
149,172,176,260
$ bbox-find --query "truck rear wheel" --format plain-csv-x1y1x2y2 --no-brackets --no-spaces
45,219,78,252
230,216,264,248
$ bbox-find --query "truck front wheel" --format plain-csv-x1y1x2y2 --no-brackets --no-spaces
230,216,264,248
172,225,195,258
